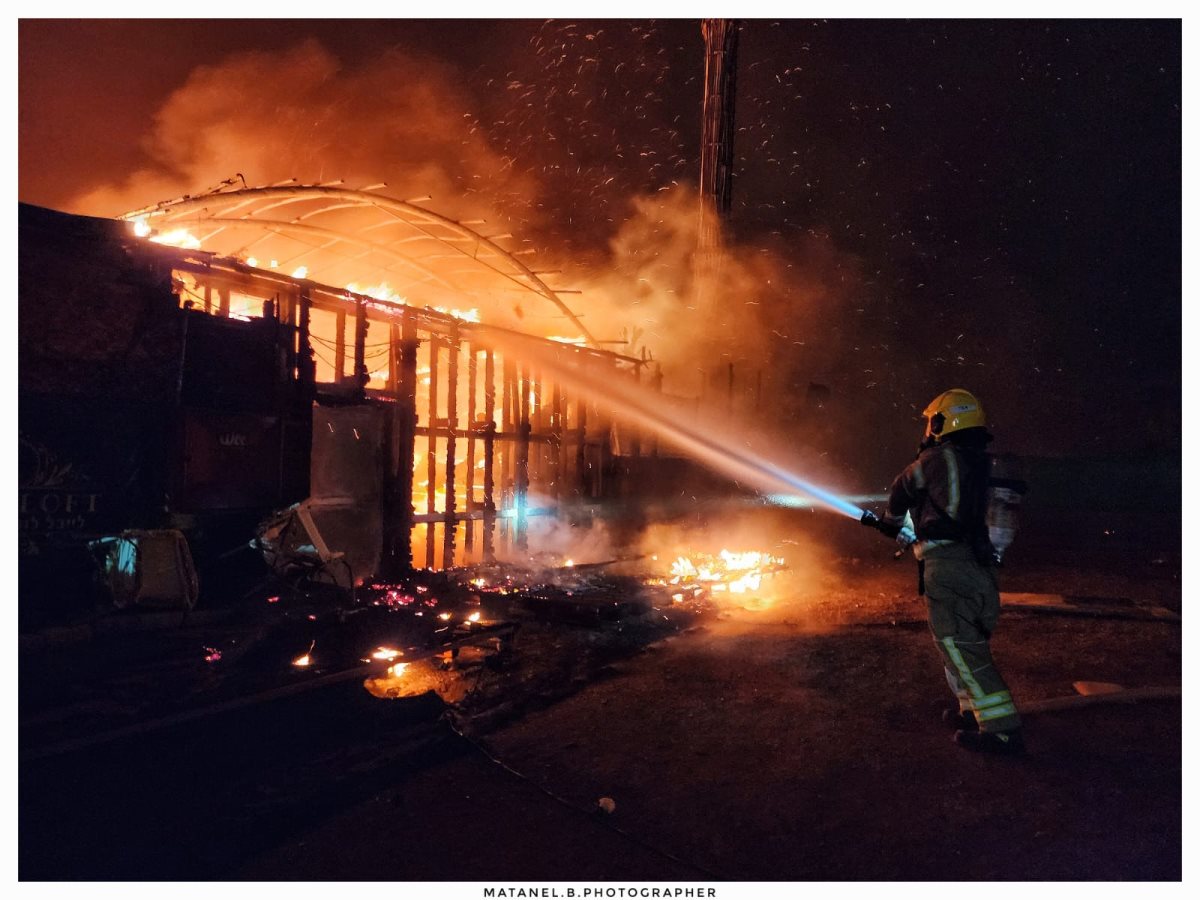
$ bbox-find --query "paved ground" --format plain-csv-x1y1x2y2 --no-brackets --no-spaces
236,562,1181,881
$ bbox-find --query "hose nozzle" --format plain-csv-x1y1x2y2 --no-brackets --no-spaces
861,509,899,538
861,508,916,556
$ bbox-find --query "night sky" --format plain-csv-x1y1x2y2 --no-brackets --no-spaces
18,19,1181,467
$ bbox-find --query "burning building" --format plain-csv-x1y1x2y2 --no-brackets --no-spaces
19,183,713,623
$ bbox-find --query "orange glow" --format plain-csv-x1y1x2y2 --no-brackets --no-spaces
369,647,403,662
650,549,786,607
149,228,201,250
293,641,317,667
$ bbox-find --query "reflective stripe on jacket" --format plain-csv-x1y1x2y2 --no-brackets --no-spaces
885,442,989,557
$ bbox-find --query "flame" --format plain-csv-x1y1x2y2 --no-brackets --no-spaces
347,281,406,304
149,228,202,250
370,647,402,661
652,549,785,606
431,305,481,322
143,233,495,339
362,660,412,699
293,640,316,667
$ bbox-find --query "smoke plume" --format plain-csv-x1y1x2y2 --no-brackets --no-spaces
73,40,540,231
71,37,902,488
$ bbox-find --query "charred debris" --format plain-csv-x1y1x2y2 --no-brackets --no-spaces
19,200,783,747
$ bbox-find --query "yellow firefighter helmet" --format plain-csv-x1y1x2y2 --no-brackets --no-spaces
923,388,986,441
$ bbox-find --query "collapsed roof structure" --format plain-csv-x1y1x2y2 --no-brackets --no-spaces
20,185,688,620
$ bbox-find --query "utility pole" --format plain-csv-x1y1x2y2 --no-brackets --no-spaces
697,19,740,396
698,18,740,257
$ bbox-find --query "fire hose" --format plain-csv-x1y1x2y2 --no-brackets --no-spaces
442,711,726,880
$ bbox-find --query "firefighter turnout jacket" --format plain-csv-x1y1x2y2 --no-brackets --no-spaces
884,439,990,561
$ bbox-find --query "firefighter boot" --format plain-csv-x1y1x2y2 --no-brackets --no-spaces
954,728,1026,756
942,707,978,731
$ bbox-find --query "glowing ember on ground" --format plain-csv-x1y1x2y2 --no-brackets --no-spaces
375,588,416,607
369,647,403,662
362,660,417,700
293,641,316,667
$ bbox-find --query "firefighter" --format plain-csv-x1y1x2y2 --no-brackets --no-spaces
867,389,1024,755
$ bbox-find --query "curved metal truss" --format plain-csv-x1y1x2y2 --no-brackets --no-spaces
120,182,595,345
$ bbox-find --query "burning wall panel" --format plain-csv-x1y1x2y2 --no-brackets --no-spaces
164,251,644,577
68,183,683,580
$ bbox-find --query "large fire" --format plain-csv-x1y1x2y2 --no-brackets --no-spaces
648,549,787,608
138,222,490,325
121,183,582,347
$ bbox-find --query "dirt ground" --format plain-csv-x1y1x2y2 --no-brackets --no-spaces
236,561,1181,881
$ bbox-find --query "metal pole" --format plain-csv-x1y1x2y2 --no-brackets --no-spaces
354,298,368,392
426,338,439,570
442,325,460,569
699,18,740,226
551,381,563,506
516,364,531,551
334,309,346,381
465,346,478,557
483,349,497,562
298,286,315,390
697,18,740,323
381,312,418,578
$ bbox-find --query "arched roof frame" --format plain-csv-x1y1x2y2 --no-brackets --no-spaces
121,184,595,346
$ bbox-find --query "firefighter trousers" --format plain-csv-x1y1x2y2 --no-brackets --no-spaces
923,547,1021,733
